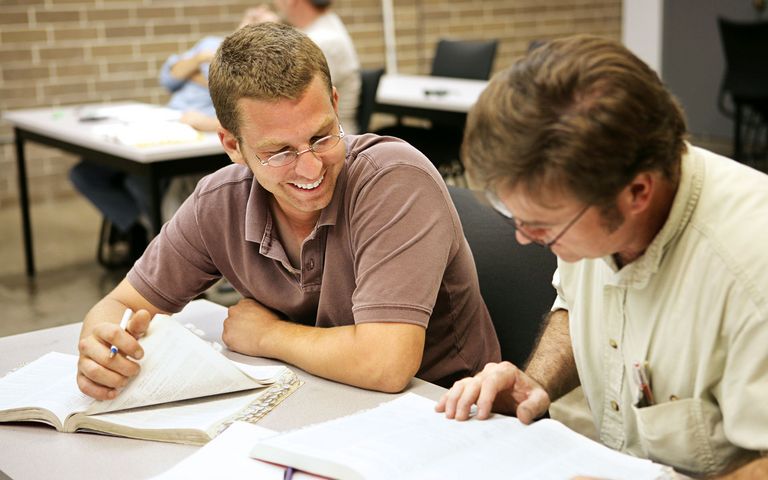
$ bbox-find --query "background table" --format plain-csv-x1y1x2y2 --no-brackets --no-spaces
374,73,488,128
0,299,445,480
3,103,231,277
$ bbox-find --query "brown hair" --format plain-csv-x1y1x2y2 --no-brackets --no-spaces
208,22,332,140
463,34,687,207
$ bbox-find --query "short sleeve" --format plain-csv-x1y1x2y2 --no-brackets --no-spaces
348,161,457,326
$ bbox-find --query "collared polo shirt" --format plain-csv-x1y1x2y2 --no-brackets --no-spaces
553,145,768,475
129,134,500,387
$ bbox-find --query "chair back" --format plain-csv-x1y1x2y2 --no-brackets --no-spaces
448,186,558,366
431,39,498,81
718,17,768,103
356,67,385,133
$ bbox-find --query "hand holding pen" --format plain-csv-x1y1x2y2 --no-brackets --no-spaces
109,308,133,359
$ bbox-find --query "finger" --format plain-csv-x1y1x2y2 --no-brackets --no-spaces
440,380,468,419
77,356,131,392
517,387,550,424
453,380,482,421
435,391,450,412
79,332,141,379
126,309,152,340
95,322,143,362
475,375,505,419
77,372,119,400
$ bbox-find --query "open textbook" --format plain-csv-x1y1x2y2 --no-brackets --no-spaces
250,393,675,480
0,315,300,445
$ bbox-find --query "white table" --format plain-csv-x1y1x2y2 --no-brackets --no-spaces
0,299,446,480
376,73,488,114
3,103,230,276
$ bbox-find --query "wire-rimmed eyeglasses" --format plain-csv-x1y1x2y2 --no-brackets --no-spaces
254,123,345,167
485,190,590,248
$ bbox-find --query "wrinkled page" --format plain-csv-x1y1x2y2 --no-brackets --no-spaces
151,422,318,479
87,316,261,415
0,352,91,428
251,393,668,480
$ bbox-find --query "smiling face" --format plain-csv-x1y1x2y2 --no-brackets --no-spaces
218,75,345,225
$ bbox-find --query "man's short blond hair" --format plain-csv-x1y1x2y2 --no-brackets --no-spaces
209,22,333,140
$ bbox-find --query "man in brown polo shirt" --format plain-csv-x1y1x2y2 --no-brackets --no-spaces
75,22,500,399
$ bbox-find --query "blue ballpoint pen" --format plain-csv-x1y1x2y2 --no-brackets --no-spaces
108,308,133,359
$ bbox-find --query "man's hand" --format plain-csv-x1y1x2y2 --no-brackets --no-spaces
222,298,282,356
179,110,221,132
77,309,152,400
435,361,551,424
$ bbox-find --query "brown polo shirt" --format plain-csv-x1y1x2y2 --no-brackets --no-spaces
128,134,500,387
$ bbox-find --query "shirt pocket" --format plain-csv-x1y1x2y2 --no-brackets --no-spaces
631,397,719,476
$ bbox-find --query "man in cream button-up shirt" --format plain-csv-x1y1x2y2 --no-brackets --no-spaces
437,35,768,478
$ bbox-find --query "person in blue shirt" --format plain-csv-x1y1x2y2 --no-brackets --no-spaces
69,32,231,266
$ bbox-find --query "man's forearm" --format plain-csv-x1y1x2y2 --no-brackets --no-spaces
250,320,424,393
717,457,768,479
169,53,208,81
524,309,580,401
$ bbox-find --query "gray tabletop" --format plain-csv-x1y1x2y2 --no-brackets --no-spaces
0,300,445,480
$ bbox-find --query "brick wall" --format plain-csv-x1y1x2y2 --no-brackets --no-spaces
0,0,621,209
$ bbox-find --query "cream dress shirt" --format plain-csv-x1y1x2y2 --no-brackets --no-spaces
553,145,768,476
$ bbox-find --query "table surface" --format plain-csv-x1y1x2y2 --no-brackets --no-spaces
3,103,224,163
375,73,488,113
0,299,445,480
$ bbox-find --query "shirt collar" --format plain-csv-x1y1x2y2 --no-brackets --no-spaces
603,143,704,287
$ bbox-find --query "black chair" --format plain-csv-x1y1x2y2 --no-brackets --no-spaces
376,39,498,174
356,67,385,133
717,17,768,163
448,186,558,366
431,38,498,81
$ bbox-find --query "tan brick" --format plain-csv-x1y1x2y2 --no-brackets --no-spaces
3,66,49,82
90,43,134,58
1,0,44,5
106,60,150,75
138,41,180,55
136,7,177,20
0,11,30,24
198,20,238,34
104,26,148,39
0,49,33,63
36,10,81,23
1,86,38,103
38,46,86,61
86,8,132,22
53,27,100,42
152,23,194,36
92,78,140,92
44,82,91,96
55,64,100,78
183,5,222,17
1,29,48,43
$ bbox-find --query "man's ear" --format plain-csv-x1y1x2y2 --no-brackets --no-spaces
218,127,245,165
331,86,339,116
621,172,655,215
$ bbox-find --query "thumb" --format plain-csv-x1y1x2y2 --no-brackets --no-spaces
516,388,550,424
126,309,153,339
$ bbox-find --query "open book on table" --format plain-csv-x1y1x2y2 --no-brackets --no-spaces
0,315,300,445
249,393,674,480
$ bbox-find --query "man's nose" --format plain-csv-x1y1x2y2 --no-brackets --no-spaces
294,149,323,179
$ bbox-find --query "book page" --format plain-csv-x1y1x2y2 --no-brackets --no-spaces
250,393,669,480
86,315,262,415
0,352,92,429
151,421,321,479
